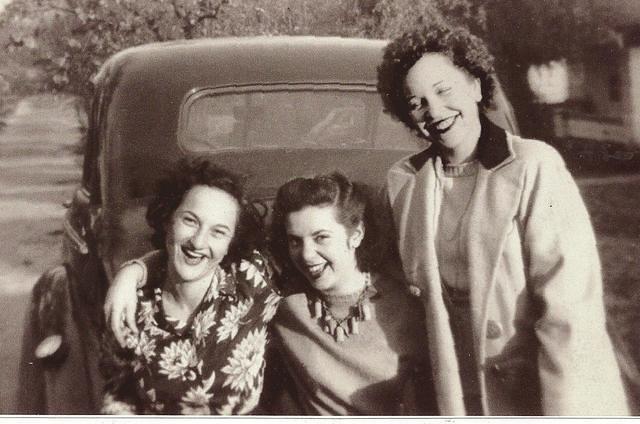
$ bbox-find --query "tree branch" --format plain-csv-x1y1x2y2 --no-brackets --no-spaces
195,0,229,25
45,5,77,15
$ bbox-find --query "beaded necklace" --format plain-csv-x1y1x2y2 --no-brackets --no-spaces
308,272,374,342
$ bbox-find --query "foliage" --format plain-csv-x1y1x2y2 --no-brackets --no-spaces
0,0,487,106
477,0,620,136
0,0,621,136
360,0,486,38
209,0,365,37
483,0,617,66
1,0,232,107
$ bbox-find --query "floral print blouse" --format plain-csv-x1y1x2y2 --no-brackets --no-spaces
100,250,281,415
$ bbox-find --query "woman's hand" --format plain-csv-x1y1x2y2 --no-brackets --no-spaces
104,263,144,347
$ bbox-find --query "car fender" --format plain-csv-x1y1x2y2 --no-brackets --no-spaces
17,265,104,414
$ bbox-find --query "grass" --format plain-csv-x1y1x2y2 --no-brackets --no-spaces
577,169,640,413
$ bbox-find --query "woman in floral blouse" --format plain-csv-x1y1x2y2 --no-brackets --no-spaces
100,158,280,415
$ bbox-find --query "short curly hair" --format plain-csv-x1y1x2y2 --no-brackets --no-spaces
377,23,497,133
270,172,385,286
145,158,264,271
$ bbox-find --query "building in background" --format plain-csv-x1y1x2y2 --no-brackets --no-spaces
551,0,640,149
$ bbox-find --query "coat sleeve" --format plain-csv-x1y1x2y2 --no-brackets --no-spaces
518,145,628,415
375,185,408,281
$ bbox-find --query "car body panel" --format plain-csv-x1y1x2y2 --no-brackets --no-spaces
17,266,104,413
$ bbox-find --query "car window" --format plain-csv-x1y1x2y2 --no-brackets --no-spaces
179,84,421,152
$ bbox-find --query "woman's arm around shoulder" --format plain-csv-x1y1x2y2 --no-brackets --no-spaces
232,250,282,325
104,250,164,346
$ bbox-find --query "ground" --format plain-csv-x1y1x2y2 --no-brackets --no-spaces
0,94,638,414
0,94,82,413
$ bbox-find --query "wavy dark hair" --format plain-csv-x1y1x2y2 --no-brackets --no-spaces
377,23,497,133
270,172,384,288
145,158,263,271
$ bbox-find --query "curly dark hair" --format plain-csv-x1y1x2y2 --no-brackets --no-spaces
145,158,264,271
377,23,497,133
270,172,384,285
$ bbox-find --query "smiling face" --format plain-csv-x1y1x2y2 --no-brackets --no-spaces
165,185,239,285
404,53,483,164
285,204,364,296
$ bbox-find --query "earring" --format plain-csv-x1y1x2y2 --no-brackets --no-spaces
348,236,362,250
349,224,364,250
474,80,483,103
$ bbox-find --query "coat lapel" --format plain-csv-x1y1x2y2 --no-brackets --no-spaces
389,159,466,415
464,160,521,359
463,118,521,361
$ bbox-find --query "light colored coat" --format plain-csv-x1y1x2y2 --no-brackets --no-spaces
386,116,629,415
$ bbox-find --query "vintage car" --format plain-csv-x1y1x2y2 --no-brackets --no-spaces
16,36,518,414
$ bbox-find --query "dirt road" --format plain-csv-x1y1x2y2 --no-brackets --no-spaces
0,95,82,413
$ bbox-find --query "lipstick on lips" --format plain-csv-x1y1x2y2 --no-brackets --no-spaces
427,113,459,134
306,262,327,279
180,243,209,265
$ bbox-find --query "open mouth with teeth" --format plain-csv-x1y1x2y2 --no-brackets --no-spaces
427,113,459,134
181,245,209,265
305,262,328,279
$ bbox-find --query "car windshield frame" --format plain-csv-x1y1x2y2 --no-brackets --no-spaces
177,82,421,153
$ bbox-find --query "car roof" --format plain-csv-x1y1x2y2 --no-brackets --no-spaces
96,36,388,89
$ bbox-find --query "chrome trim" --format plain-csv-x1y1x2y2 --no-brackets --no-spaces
63,220,89,255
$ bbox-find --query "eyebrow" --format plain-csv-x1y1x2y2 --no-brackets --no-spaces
212,223,232,232
312,229,332,236
405,80,447,100
287,229,332,237
180,210,233,232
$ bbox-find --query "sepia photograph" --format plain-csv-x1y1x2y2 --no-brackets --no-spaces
0,0,638,417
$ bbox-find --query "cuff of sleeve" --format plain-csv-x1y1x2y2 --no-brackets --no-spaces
119,259,148,289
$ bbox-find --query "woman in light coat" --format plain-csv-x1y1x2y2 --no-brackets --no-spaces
377,23,629,415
